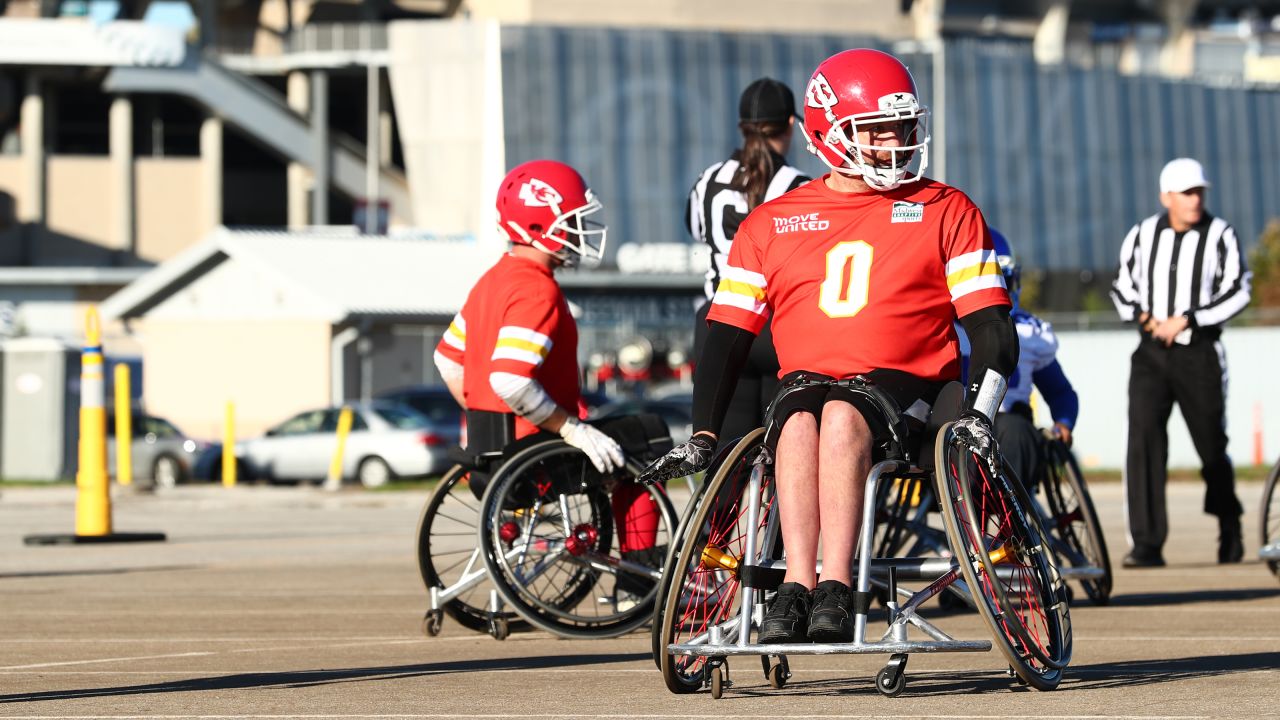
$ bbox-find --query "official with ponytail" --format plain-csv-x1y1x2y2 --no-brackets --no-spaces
686,77,810,446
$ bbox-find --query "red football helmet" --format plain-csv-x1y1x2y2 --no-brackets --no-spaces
495,160,606,264
802,49,930,191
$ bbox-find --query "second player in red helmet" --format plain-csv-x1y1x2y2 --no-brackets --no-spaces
436,159,621,478
642,49,1018,644
495,159,608,263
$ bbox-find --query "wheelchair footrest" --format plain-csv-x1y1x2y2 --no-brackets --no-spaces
667,639,991,657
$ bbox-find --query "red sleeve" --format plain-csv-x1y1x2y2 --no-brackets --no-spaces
943,207,1011,318
489,280,561,379
705,213,769,335
434,311,466,365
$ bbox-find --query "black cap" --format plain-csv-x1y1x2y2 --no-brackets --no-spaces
738,77,797,124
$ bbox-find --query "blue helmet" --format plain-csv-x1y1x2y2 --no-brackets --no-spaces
989,228,1021,307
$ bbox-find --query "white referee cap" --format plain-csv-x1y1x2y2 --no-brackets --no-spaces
1159,158,1211,194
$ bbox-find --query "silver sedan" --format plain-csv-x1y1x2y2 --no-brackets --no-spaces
236,401,449,488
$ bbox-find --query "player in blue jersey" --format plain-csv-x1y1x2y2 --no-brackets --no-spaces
961,230,1078,487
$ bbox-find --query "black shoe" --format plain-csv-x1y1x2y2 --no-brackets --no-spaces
757,582,811,644
807,579,854,643
1122,548,1165,568
1218,516,1244,564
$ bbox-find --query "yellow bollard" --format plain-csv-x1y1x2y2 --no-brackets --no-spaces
75,307,111,536
324,406,354,491
114,363,132,487
222,401,236,488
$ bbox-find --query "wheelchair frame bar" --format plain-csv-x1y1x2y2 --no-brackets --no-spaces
667,639,991,657
736,461,765,647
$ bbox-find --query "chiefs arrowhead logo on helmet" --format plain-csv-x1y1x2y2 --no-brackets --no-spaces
518,178,564,209
805,73,838,116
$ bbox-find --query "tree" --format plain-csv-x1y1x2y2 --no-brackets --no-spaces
1251,219,1280,308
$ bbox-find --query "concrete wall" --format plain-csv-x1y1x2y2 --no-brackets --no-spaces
387,20,505,251
46,157,115,258
1049,326,1280,471
139,318,332,441
0,155,206,267
135,158,208,264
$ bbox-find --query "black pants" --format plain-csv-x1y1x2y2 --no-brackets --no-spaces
694,301,780,449
1126,338,1242,552
996,405,1041,490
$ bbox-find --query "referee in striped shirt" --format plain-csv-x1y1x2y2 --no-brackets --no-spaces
1111,158,1252,568
687,78,810,445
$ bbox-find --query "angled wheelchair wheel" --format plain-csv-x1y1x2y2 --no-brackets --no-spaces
417,464,529,634
651,474,713,667
934,422,1071,691
659,429,774,694
650,436,763,667
1041,440,1113,604
1262,458,1280,576
478,439,677,639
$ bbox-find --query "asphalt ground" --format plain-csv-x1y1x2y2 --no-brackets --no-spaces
1,478,1277,719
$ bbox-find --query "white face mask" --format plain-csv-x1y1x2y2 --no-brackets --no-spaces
504,191,609,266
806,99,931,191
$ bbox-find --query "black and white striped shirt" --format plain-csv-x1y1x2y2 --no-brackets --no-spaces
686,150,809,300
1111,211,1252,343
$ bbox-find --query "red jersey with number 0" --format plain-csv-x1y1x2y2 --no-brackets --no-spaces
706,175,1010,382
435,253,581,438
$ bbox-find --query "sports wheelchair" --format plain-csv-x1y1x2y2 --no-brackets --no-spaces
417,414,678,639
871,426,1111,607
653,378,1073,698
1262,456,1280,578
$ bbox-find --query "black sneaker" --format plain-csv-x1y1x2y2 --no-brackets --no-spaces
807,579,854,643
757,582,811,644
1218,516,1244,564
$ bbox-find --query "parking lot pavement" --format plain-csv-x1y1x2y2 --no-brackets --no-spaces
1,480,1277,719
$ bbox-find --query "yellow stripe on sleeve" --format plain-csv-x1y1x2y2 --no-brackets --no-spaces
716,278,766,302
946,262,1000,289
495,337,550,358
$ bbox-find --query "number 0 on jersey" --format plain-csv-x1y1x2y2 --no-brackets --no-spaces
819,240,874,318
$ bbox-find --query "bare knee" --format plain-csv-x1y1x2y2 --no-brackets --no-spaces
819,401,874,457
778,411,819,449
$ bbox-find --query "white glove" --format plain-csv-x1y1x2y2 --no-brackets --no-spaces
559,418,626,474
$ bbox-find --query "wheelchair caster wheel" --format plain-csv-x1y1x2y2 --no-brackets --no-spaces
422,610,444,637
1008,666,1029,686
875,666,906,697
710,666,726,699
488,616,509,641
767,661,789,689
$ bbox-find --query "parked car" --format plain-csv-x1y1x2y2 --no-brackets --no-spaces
107,412,210,489
589,395,693,446
235,401,448,487
373,385,463,447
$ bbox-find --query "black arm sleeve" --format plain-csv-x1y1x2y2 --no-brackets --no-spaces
692,320,756,435
957,305,1018,418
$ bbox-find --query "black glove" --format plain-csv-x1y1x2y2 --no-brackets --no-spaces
952,412,999,472
638,435,716,486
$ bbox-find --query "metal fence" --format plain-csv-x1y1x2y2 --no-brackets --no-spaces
502,28,1280,274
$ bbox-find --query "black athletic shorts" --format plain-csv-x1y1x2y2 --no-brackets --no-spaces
763,369,947,463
